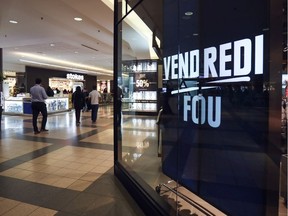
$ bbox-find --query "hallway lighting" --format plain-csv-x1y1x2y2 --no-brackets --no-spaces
74,17,83,21
101,0,160,60
15,52,113,76
185,11,193,16
19,59,109,76
9,20,18,24
16,52,113,75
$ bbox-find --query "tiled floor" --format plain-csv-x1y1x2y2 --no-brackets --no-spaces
0,105,145,216
1,105,286,216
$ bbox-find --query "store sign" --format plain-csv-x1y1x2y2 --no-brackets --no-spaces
163,34,264,128
135,73,156,91
66,73,84,80
136,79,150,88
4,71,16,76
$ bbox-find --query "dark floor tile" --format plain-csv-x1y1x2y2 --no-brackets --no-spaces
44,188,80,211
21,183,62,207
0,176,31,198
84,181,123,199
82,196,144,216
61,192,98,216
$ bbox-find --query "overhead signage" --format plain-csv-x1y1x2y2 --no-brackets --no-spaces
4,71,16,77
66,73,84,80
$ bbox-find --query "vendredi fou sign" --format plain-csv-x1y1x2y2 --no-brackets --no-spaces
163,34,264,128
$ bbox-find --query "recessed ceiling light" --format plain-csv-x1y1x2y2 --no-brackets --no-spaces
74,17,83,21
9,20,18,24
50,43,55,47
185,11,193,16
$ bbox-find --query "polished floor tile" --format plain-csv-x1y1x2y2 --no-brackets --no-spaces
0,106,145,216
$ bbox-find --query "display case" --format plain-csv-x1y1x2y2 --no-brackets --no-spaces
121,60,158,114
4,97,23,114
46,97,69,112
4,97,69,114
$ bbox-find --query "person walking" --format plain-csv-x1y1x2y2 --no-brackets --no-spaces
72,86,85,126
116,85,123,126
88,85,101,123
30,78,48,134
0,89,4,124
82,88,89,112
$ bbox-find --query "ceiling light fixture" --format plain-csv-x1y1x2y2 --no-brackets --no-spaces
19,59,110,76
74,17,83,21
16,52,113,74
9,20,18,24
185,11,193,16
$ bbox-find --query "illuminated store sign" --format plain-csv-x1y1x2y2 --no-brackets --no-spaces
66,73,84,80
163,34,263,81
136,78,150,88
163,34,264,128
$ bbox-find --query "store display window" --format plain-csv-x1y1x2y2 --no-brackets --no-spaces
114,0,286,216
121,60,158,114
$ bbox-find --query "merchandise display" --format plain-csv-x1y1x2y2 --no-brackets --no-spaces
4,97,69,114
46,98,69,112
121,60,158,114
5,100,23,113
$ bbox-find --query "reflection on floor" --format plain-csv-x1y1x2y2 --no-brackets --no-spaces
0,106,144,216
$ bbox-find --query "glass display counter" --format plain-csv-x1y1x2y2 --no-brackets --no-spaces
4,97,69,114
4,97,23,114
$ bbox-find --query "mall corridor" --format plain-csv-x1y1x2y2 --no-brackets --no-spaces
0,105,145,216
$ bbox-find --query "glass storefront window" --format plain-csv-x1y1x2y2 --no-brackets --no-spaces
114,0,287,215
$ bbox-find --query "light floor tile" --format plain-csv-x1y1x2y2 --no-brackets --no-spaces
14,162,34,170
24,172,49,182
2,203,38,216
0,168,20,177
80,129,113,145
0,139,51,160
38,174,61,185
27,127,95,140
51,177,77,188
9,169,34,179
29,207,57,216
64,169,87,179
80,172,102,182
91,166,112,174
23,164,50,172
67,179,92,191
0,198,20,215
75,164,95,172
40,166,62,174
62,161,83,170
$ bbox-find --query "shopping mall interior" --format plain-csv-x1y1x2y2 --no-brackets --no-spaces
0,106,146,215
0,0,287,216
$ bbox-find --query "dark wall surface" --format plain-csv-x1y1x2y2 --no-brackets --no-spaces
26,66,97,92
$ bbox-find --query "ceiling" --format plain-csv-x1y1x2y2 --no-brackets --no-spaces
0,0,161,80
0,0,162,79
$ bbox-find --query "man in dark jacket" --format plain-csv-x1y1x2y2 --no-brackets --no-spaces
72,86,85,126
